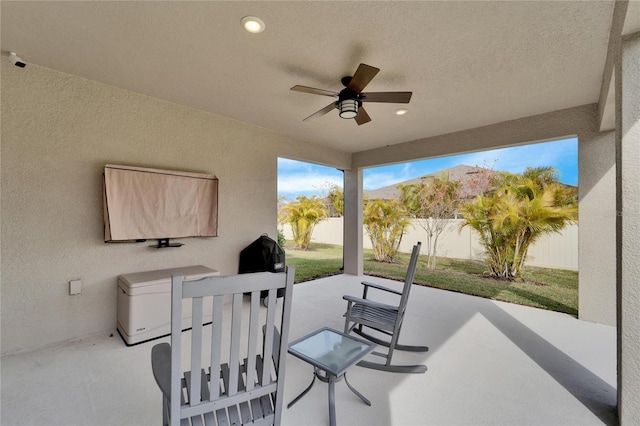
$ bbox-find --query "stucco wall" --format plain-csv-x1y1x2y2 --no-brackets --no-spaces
0,64,349,354
620,33,640,424
578,127,617,325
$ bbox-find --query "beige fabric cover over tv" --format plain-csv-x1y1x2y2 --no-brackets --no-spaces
104,164,218,241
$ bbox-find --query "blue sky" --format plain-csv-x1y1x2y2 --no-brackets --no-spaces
278,137,578,200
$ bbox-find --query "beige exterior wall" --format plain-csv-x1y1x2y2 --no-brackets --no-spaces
619,32,640,424
578,125,617,325
282,219,578,271
0,64,349,354
342,169,363,276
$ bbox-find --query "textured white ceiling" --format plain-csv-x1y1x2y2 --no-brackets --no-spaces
1,1,615,153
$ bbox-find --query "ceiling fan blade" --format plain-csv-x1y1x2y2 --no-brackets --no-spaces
354,106,371,125
303,102,336,121
347,64,380,93
291,85,339,97
361,92,413,103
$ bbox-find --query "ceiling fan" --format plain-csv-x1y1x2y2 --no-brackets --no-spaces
290,63,412,125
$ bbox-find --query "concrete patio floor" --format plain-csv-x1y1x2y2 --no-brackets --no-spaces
1,274,617,425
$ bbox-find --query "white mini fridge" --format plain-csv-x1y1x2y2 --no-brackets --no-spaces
117,265,219,345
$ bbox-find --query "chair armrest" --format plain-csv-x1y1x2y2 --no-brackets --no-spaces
151,343,172,400
343,295,399,311
361,280,403,296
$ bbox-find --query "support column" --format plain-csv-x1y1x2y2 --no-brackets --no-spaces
343,168,363,276
578,123,616,325
618,32,640,424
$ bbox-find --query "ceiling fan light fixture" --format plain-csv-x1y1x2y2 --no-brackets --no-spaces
339,99,358,119
291,63,412,125
241,16,265,33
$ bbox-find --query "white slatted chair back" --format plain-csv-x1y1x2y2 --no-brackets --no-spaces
152,267,294,426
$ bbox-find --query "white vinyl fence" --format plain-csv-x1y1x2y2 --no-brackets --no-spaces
281,218,578,271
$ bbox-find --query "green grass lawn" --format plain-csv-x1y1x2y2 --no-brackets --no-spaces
283,241,578,316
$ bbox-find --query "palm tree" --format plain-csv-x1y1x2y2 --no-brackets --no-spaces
363,198,410,263
461,167,577,279
278,196,328,249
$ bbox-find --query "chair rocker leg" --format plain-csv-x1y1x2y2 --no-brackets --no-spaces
351,328,429,352
356,359,428,374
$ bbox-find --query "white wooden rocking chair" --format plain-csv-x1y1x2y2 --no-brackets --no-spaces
343,243,428,374
151,266,295,425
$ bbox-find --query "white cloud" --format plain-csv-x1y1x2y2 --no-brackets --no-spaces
277,158,343,198
278,172,342,195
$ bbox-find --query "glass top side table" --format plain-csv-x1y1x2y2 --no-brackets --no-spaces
287,327,376,426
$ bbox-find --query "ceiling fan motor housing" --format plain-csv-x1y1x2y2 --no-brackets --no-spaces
291,63,410,124
338,88,362,106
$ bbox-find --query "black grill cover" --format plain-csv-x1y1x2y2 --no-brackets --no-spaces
239,235,285,298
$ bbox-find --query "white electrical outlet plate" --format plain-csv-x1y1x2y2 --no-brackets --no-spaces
69,279,81,295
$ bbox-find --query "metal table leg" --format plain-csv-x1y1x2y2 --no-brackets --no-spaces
288,367,371,425
344,373,371,406
287,371,317,409
328,374,336,426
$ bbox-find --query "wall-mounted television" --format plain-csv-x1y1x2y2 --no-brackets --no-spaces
103,164,218,247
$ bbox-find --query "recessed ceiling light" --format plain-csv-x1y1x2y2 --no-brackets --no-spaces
242,16,265,33
396,108,408,116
